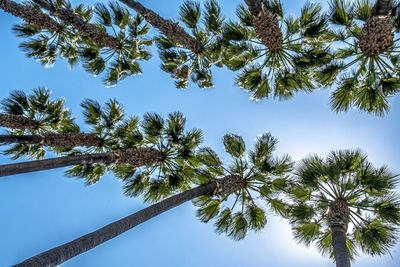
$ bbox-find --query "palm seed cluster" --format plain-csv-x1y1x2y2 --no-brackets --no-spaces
0,1,400,267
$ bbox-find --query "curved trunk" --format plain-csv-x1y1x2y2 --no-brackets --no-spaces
0,114,40,130
32,0,122,50
13,175,246,267
0,0,62,32
119,0,203,54
371,0,393,16
243,0,283,51
328,200,351,267
0,133,103,148
0,147,163,177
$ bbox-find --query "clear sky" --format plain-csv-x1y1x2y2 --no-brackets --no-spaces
0,0,400,266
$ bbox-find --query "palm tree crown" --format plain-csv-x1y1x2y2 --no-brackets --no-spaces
287,150,400,265
1,87,78,159
13,0,153,86
157,0,226,88
192,133,293,240
68,99,203,186
222,0,330,100
320,0,400,116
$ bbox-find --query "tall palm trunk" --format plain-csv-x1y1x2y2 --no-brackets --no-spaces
14,175,245,267
0,147,163,177
328,200,351,267
0,0,62,32
119,0,203,54
0,114,40,130
244,0,283,51
0,133,103,148
32,0,122,50
359,0,394,56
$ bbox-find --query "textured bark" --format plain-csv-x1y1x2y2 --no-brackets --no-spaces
213,174,247,195
328,200,351,267
359,16,394,56
371,0,393,16
42,133,103,148
0,133,103,148
32,0,122,50
244,0,283,51
0,114,40,130
113,147,164,167
359,0,394,56
119,0,203,54
0,0,62,32
0,147,163,177
14,175,246,267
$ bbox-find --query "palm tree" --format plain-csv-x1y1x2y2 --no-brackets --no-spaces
0,88,78,159
119,0,203,54
0,0,62,32
222,1,331,100
14,132,292,266
65,99,203,185
287,150,400,267
156,0,226,88
12,1,153,85
318,0,400,116
31,0,122,50
191,133,294,240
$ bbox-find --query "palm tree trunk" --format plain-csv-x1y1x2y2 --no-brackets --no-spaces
328,200,351,267
331,229,351,267
0,135,43,144
0,0,62,32
32,0,122,50
0,147,163,177
371,0,393,16
0,114,40,130
243,0,283,51
244,0,262,16
119,0,203,54
13,175,246,267
0,133,103,148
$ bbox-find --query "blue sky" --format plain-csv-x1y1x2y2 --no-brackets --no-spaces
0,0,400,266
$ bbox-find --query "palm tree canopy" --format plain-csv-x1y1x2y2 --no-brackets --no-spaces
191,132,293,240
318,0,400,116
157,0,226,89
12,0,153,86
287,150,400,261
222,0,331,100
1,87,78,159
68,99,203,186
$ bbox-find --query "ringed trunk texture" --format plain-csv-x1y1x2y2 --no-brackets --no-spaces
328,200,351,267
14,175,247,267
32,0,122,50
0,147,163,177
119,0,203,54
0,133,103,148
244,0,283,51
0,114,40,130
359,0,394,56
0,0,62,32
